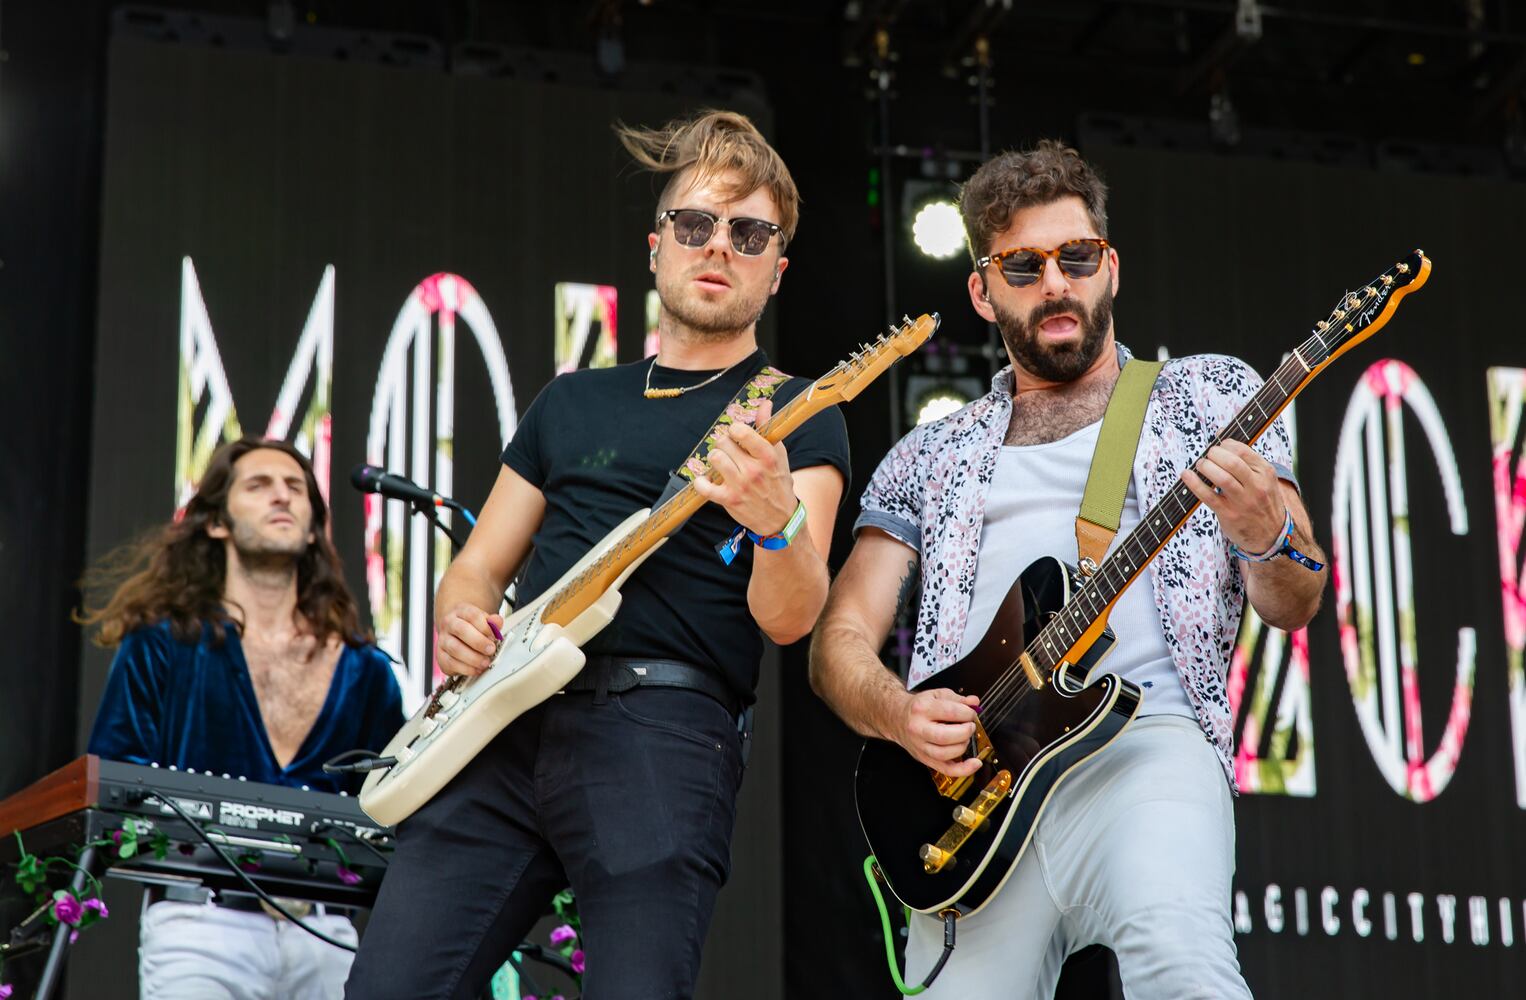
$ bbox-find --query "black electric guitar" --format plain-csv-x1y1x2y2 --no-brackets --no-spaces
856,251,1431,916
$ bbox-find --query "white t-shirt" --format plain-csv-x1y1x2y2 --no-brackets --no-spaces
956,421,1197,720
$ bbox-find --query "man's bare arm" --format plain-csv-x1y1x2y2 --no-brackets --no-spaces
809,530,981,778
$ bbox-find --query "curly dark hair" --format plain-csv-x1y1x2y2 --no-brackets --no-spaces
77,437,371,649
959,139,1109,267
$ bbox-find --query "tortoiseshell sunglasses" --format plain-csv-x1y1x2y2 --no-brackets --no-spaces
977,237,1111,288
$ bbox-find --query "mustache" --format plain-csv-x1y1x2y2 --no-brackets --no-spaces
1027,298,1083,326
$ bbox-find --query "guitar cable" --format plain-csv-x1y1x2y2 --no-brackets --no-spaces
322,749,397,774
863,856,957,994
137,785,361,953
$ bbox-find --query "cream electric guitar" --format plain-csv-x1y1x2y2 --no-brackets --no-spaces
360,314,940,826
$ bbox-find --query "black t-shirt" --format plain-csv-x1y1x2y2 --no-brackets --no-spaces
502,349,851,702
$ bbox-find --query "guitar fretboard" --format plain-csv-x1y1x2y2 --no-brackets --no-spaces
1023,346,1314,676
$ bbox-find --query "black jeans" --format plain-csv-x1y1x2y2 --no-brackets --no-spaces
345,685,748,1000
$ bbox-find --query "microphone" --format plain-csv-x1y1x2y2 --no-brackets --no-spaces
350,464,441,506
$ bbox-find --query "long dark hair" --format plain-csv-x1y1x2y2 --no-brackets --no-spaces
77,437,372,649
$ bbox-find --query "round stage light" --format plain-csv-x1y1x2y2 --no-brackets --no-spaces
910,200,965,260
914,387,970,425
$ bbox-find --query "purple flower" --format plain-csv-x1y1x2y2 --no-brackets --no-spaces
548,923,577,947
0,982,13,998
52,893,83,926
83,898,109,919
336,865,362,886
521,995,536,1000
111,829,124,846
69,930,79,945
238,858,261,873
569,949,585,975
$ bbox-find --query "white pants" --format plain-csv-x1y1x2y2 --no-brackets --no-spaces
905,715,1252,1000
140,900,358,1000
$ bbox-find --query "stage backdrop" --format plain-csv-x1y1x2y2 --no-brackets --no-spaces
77,27,781,1000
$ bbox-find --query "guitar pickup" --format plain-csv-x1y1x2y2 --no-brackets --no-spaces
920,768,1014,873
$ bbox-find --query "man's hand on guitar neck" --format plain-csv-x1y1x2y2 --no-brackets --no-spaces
690,399,799,537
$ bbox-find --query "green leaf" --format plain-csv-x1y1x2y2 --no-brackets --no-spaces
118,840,138,860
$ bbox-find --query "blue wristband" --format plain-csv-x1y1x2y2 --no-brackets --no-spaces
716,499,807,565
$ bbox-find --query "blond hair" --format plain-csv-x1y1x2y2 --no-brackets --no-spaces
616,108,800,246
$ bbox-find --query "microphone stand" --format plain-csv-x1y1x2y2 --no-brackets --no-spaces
411,497,473,552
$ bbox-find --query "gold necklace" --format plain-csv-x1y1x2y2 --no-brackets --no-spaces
643,356,746,399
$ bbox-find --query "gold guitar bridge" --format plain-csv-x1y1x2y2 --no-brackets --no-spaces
919,768,1013,873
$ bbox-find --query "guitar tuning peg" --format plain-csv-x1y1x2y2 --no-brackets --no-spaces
1381,275,1395,286
1315,320,1329,332
1397,262,1411,274
901,314,912,325
1363,286,1377,297
1345,295,1360,309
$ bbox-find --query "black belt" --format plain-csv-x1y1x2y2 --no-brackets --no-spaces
561,655,745,721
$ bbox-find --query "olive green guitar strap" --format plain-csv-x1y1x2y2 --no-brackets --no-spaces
1074,359,1164,575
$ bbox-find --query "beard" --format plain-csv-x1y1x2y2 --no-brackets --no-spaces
226,511,309,572
991,288,1114,383
654,261,772,339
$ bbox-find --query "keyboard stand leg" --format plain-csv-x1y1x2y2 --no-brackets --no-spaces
35,844,99,1000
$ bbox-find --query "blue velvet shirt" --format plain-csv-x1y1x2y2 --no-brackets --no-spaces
87,620,405,794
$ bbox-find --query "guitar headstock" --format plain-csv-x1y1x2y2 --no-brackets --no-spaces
1302,249,1431,370
808,313,940,405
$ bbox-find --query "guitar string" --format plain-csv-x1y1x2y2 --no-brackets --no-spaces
969,326,1332,731
975,350,1308,728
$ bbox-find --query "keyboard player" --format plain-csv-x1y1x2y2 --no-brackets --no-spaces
79,438,403,1000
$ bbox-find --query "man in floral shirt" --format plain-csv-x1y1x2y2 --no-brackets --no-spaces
810,141,1327,998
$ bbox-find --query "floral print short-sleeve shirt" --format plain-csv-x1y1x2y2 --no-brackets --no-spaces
856,343,1296,789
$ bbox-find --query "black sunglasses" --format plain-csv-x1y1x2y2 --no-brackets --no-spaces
658,208,784,256
977,238,1111,288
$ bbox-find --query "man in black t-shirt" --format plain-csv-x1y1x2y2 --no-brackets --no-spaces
347,110,848,1000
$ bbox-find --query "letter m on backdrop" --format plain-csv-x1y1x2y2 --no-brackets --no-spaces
177,257,335,505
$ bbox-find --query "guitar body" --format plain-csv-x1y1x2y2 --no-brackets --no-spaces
855,555,1142,916
359,510,661,827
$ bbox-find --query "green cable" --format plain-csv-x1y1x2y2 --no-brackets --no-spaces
863,855,926,996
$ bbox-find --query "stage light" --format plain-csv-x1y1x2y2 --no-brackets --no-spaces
914,385,971,425
911,199,964,259
905,371,985,428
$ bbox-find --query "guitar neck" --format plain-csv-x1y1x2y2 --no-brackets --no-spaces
538,383,819,628
1027,349,1317,676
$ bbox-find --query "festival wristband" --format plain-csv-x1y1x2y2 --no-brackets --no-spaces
1228,506,1325,572
716,498,807,565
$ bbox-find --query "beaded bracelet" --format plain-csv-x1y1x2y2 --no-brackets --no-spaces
1229,506,1325,572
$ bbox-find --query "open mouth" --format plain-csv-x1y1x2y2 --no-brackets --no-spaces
1038,314,1080,338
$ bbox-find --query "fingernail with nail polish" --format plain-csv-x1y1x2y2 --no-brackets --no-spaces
489,622,503,641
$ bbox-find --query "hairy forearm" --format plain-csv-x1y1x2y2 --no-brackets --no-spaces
1243,522,1327,631
808,614,909,741
748,534,830,645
